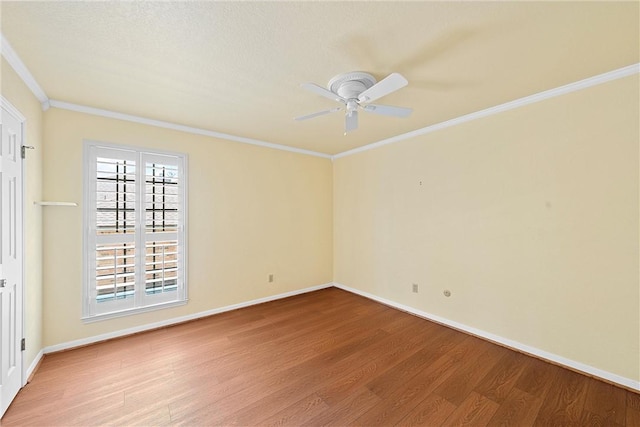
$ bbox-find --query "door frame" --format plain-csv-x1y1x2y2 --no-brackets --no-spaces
0,95,27,393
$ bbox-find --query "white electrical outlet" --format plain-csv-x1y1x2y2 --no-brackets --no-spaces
412,283,418,293
268,274,274,283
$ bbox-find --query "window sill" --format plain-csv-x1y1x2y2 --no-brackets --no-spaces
82,299,188,323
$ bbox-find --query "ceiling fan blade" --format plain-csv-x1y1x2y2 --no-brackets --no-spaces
362,104,413,118
295,107,342,121
345,110,358,134
357,73,408,103
300,83,344,102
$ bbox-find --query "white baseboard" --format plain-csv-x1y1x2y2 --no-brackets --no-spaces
24,349,44,382
43,282,333,354
333,282,640,392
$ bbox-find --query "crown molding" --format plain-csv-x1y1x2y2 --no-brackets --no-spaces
48,100,332,159
1,33,50,110
332,63,640,160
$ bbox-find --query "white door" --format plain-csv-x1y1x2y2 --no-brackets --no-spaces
0,101,24,418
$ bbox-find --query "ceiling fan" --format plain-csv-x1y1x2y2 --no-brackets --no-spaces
295,71,412,134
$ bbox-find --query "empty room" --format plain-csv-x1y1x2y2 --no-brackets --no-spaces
1,1,639,425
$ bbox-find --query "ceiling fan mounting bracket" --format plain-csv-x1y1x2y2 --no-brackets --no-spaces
328,72,376,100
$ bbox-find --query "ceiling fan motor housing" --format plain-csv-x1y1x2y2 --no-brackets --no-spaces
295,71,411,133
328,72,377,100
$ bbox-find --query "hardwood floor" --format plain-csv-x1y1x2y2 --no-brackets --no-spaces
2,287,638,426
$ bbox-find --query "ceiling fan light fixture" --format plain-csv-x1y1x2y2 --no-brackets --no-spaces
346,99,359,113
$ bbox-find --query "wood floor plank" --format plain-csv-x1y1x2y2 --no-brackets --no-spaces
365,326,466,400
442,391,500,426
514,356,560,399
354,351,459,426
314,315,450,406
394,393,458,426
533,368,589,426
170,328,391,424
582,377,626,426
475,350,527,404
2,287,636,427
106,402,173,427
302,387,382,426
433,339,506,407
34,390,125,427
211,328,392,426
486,386,543,426
627,392,640,427
257,392,330,427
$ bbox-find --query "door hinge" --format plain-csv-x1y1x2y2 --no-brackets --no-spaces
21,338,25,351
21,145,35,159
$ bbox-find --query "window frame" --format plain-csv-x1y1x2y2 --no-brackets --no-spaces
82,140,188,322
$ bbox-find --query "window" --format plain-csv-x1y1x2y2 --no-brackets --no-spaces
83,141,187,321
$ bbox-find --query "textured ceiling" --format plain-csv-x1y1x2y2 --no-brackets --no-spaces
1,1,638,155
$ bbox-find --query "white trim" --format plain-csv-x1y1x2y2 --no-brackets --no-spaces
0,96,27,122
33,201,77,207
332,63,640,159
19,113,26,389
49,100,332,159
333,282,640,392
81,300,189,324
0,34,50,109
25,349,44,381
44,282,333,353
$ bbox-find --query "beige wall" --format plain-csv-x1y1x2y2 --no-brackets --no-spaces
334,75,640,382
42,109,333,346
1,58,44,370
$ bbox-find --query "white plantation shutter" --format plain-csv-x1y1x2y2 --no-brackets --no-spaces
84,142,187,320
142,154,183,305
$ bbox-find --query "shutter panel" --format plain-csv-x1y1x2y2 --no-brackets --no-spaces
94,155,137,309
143,157,182,301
